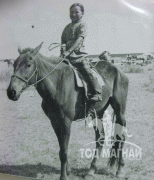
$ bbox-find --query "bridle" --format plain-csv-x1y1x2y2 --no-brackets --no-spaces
12,60,38,88
12,58,65,88
12,43,65,88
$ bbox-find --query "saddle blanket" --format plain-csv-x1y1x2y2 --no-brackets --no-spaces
73,68,105,87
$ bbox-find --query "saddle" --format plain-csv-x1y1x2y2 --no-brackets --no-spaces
63,60,105,98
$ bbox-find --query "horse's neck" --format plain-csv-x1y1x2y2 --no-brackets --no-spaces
38,54,62,74
36,56,60,100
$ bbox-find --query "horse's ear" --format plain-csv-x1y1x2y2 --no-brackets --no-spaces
18,46,22,54
32,42,44,56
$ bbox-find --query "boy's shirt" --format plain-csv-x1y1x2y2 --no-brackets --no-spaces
61,19,88,61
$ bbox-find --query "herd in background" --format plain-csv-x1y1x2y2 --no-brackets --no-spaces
123,53,154,65
99,51,154,65
97,51,154,66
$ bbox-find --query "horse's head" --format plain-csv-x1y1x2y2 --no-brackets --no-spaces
7,42,43,101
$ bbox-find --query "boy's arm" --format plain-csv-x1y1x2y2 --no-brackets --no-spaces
68,37,83,53
63,37,83,57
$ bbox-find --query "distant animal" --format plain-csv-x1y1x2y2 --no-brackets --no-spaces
126,55,131,61
131,54,137,59
136,55,145,62
4,59,13,68
7,42,129,180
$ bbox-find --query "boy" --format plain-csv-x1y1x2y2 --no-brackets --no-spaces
61,3,102,102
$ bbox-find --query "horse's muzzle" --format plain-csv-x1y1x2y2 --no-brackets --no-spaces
7,87,19,101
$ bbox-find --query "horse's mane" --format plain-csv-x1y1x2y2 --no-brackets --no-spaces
20,48,33,54
20,47,63,65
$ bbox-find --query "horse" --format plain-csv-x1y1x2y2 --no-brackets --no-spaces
7,42,129,180
4,59,13,67
4,59,14,70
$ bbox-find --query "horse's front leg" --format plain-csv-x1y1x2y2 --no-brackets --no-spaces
42,101,71,180
52,117,72,180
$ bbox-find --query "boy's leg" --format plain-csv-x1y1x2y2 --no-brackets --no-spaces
75,58,102,102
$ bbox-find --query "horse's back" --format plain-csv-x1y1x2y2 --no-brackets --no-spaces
95,60,128,83
94,61,129,97
49,58,129,94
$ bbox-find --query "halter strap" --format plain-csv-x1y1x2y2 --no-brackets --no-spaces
12,67,37,87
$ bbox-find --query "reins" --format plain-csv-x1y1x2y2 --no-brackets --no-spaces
48,43,61,51
32,43,65,86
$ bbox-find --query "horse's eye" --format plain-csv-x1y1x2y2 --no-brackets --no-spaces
27,64,31,68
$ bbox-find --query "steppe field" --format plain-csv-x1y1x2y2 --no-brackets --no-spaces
0,57,154,180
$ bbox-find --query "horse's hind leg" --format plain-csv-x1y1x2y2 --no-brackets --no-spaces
109,87,128,177
85,118,105,179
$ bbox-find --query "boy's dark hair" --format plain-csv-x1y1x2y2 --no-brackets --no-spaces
70,3,84,14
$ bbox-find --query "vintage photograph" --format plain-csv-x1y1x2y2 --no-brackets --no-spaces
0,0,154,179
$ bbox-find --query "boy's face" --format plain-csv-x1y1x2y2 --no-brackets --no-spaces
70,6,83,22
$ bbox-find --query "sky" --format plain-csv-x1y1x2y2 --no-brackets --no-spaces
0,0,154,59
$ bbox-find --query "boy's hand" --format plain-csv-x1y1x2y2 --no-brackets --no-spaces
63,51,70,58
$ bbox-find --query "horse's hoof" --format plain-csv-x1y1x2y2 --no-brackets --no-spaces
116,167,125,178
66,165,70,175
84,174,95,180
108,164,116,176
60,176,69,180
